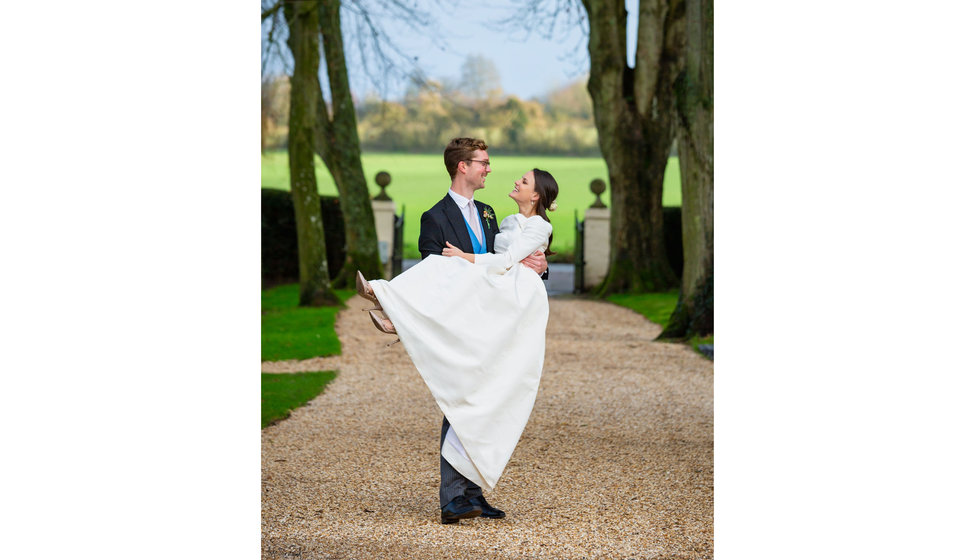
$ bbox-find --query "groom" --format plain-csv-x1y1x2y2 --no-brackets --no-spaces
418,137,548,524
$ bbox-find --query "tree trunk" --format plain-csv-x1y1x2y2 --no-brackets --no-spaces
285,0,340,307
662,0,713,338
583,0,684,295
313,0,383,288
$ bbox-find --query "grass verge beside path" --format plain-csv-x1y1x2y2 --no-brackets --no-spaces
606,291,680,327
605,291,714,357
262,283,354,362
262,371,336,428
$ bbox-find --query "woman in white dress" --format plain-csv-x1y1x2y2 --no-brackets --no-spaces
356,168,559,493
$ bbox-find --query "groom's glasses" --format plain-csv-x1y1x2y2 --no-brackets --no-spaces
466,159,490,169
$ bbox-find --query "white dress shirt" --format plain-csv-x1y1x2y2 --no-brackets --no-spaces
447,189,484,247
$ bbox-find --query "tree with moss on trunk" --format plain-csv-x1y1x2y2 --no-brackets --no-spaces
583,0,684,295
661,0,712,339
264,0,446,289
266,0,393,298
504,0,683,294
310,0,383,288
283,0,341,306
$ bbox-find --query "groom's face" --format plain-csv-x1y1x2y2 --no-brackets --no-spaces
462,149,491,191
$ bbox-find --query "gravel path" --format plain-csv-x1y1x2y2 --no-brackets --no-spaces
261,295,713,559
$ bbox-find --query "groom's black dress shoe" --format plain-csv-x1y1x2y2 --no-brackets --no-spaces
469,495,505,519
441,496,482,524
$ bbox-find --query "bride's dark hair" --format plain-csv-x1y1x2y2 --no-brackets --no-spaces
532,168,559,256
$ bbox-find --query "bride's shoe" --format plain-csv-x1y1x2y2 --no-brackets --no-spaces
356,270,381,310
369,310,397,334
368,310,401,347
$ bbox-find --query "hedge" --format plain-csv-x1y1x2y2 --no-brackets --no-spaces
261,188,346,288
663,206,683,279
262,187,684,286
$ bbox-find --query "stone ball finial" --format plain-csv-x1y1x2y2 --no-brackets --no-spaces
374,171,392,201
589,178,607,208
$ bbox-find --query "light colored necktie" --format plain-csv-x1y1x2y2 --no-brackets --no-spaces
467,201,484,245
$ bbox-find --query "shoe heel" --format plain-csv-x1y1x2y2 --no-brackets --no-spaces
369,310,397,335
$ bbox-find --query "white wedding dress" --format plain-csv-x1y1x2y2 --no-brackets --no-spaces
369,213,552,490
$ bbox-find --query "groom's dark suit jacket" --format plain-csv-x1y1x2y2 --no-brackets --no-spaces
419,194,500,259
419,193,548,279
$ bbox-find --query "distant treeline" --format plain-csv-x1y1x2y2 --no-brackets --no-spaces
262,75,601,156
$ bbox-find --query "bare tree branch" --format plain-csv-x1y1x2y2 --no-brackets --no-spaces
340,0,457,98
492,0,590,79
495,0,587,40
262,0,301,77
261,0,284,21
263,0,453,110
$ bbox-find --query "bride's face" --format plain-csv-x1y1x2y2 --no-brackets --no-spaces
509,171,540,206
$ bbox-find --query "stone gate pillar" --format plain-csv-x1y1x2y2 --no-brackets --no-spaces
584,178,610,290
371,171,396,279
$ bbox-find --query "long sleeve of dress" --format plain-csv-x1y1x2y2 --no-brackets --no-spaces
473,216,551,271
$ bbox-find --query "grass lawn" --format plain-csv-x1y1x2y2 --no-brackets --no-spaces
262,283,354,362
262,370,337,428
606,290,680,327
605,291,714,356
260,151,682,259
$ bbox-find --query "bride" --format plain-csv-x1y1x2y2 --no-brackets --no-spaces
356,168,559,494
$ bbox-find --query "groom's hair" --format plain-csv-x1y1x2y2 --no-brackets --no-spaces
444,137,488,180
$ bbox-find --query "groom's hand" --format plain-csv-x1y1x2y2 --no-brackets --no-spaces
521,251,548,275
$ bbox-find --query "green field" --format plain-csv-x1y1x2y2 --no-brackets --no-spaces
261,151,682,258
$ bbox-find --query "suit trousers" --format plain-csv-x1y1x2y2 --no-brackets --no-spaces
439,416,483,507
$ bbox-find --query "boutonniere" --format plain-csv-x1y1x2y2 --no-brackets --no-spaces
482,207,495,230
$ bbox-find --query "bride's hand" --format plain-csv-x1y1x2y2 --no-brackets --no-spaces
442,242,464,259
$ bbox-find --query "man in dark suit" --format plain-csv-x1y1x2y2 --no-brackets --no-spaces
419,137,548,524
